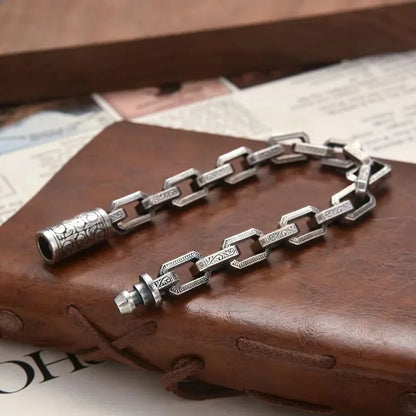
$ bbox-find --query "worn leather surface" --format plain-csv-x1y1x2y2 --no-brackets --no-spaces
0,122,415,416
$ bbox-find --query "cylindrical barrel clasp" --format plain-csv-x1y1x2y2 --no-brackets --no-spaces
36,208,112,264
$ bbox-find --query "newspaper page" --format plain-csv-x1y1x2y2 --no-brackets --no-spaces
0,98,115,225
0,97,113,155
138,51,416,164
0,133,96,224
1,340,296,416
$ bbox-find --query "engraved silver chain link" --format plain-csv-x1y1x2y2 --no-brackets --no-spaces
113,133,391,314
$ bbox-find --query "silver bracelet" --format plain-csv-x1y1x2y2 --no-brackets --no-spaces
35,133,391,315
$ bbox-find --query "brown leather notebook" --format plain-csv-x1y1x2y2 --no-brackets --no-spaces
0,122,415,416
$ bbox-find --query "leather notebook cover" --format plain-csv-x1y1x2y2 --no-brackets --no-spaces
0,122,415,416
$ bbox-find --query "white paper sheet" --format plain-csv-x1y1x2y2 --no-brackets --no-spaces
138,51,416,164
0,340,308,416
0,97,115,224
0,99,113,155
0,133,96,225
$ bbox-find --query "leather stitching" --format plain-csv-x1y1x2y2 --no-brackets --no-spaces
236,336,336,369
66,305,158,370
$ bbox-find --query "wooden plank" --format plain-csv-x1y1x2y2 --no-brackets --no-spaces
1,0,416,104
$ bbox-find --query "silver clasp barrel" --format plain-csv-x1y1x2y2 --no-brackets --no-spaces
36,208,112,264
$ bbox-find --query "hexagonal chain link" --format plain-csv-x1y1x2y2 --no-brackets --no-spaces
321,138,355,170
331,184,377,223
222,228,271,269
159,251,211,296
163,168,209,208
279,206,327,246
109,190,153,233
216,146,258,184
113,136,392,314
346,159,392,188
268,132,310,165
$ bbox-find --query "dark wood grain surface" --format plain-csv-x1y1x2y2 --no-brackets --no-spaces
1,0,416,104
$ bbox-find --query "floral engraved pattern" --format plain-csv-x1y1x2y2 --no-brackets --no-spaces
154,273,179,290
196,246,239,271
50,210,109,256
143,187,181,210
260,223,299,246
